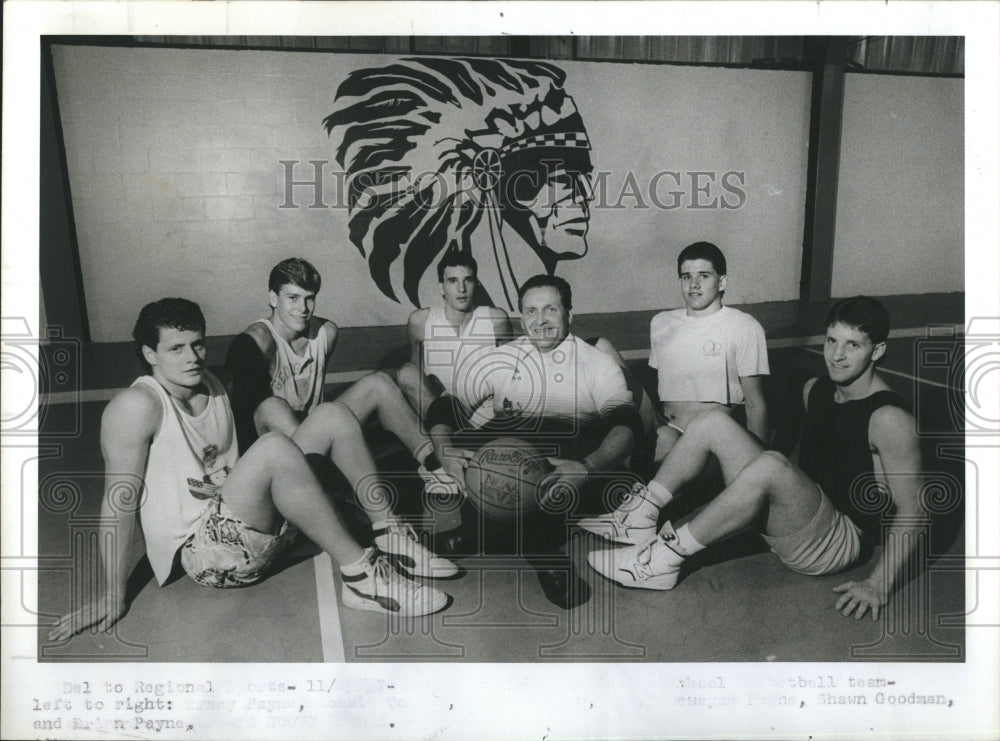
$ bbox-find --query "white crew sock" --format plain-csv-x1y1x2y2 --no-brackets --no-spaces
340,547,374,576
414,440,434,466
646,480,674,506
673,523,706,556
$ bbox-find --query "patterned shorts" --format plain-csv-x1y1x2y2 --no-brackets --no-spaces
180,497,297,588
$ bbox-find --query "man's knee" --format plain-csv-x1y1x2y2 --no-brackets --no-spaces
358,370,401,401
309,400,361,432
254,396,294,429
740,450,793,487
396,362,419,393
685,408,737,438
251,431,302,461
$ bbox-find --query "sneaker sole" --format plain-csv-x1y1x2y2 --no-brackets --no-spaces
586,554,679,591
341,586,447,617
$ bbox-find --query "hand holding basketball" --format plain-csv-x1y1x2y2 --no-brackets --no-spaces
539,458,590,507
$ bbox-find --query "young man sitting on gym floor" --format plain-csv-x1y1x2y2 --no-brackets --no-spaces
50,299,447,641
579,240,769,541
224,257,458,579
587,297,924,620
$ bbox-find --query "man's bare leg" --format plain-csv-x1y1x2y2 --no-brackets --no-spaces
336,371,433,461
291,401,392,522
253,396,302,438
222,432,448,614
293,401,458,578
220,432,365,566
579,409,763,544
396,362,441,419
587,415,823,590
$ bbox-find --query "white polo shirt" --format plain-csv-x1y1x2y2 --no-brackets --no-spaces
456,334,632,425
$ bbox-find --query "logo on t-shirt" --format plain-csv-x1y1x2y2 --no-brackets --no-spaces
702,340,722,357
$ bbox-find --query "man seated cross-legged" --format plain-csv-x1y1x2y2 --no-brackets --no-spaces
50,299,446,642
587,297,925,620
224,258,458,579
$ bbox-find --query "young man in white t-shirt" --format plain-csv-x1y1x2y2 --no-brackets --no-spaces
225,258,458,579
579,241,769,543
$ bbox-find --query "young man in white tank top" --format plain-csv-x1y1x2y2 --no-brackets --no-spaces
225,258,458,580
50,299,448,642
396,252,513,537
397,251,513,419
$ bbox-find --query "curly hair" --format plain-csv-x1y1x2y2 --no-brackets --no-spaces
133,298,206,373
325,57,592,309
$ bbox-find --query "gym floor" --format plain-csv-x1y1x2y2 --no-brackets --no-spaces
35,292,966,663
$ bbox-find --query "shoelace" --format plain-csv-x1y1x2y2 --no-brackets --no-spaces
388,520,420,544
614,484,648,524
635,539,656,566
370,552,422,598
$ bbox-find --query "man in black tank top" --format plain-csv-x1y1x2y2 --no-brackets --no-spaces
588,297,925,622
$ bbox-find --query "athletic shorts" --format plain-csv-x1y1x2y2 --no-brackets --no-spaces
180,497,297,588
761,488,862,576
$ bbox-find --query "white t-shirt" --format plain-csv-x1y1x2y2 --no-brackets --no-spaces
457,334,632,424
649,306,769,404
133,371,239,585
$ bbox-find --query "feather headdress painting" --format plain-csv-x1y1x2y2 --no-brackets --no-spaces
325,57,595,310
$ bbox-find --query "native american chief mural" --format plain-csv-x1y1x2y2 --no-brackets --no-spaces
324,57,595,311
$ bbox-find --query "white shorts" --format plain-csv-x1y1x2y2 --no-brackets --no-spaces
761,488,862,576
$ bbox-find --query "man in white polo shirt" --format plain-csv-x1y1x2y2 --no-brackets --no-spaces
426,274,640,609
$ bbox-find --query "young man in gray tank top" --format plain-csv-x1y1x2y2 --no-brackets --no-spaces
587,297,926,622
226,258,460,580
50,299,448,642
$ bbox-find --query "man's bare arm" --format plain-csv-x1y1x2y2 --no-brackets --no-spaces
488,307,514,345
407,309,429,367
833,405,925,620
321,319,340,366
49,388,159,640
740,374,770,445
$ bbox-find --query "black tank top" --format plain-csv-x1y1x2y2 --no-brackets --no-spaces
799,376,907,540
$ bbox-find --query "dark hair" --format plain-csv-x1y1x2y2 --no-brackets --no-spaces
517,274,572,313
825,297,890,345
133,298,206,373
677,241,727,277
437,251,478,282
269,257,321,294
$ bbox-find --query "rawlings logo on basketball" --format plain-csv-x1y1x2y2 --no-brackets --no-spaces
464,438,555,520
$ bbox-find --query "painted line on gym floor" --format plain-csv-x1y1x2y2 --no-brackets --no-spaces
40,325,961,405
312,552,347,663
802,347,957,391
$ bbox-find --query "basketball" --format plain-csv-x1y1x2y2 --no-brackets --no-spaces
464,438,555,520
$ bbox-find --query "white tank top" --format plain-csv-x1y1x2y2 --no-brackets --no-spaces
252,319,333,412
133,371,239,585
423,306,498,425
422,305,498,394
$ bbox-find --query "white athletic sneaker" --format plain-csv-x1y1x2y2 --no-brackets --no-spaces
417,464,462,497
577,483,659,545
340,549,448,617
372,517,459,578
587,523,686,590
